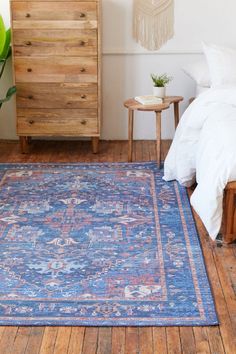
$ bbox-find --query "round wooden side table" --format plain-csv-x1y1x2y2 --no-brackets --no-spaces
124,96,184,167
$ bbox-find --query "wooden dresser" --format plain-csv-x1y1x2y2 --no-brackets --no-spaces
10,0,101,153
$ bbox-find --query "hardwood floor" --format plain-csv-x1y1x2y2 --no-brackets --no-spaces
0,140,235,354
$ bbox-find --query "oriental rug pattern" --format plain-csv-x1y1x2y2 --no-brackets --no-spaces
0,163,218,326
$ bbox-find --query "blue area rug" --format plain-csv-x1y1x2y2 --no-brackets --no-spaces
0,163,218,326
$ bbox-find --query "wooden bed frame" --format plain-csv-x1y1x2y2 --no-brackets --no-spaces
189,97,236,244
222,182,236,243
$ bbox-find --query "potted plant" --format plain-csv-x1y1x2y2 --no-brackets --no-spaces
151,73,172,98
0,15,16,109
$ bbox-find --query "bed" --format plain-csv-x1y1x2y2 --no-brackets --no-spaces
163,42,236,243
189,96,236,244
163,87,236,244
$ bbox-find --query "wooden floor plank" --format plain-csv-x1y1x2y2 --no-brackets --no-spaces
192,327,211,354
113,140,122,162
39,327,58,354
97,140,109,163
67,327,85,354
135,139,143,162
0,327,5,342
125,327,139,354
166,327,182,354
111,327,125,354
225,246,236,297
97,328,112,354
82,328,98,354
152,328,167,354
53,327,71,354
139,327,153,354
0,141,18,162
214,245,236,333
206,327,225,354
121,140,129,162
148,140,157,162
141,140,150,162
179,327,196,354
25,327,45,354
0,327,19,354
10,327,31,354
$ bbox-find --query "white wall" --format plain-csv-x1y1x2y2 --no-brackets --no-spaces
103,0,236,53
1,0,236,140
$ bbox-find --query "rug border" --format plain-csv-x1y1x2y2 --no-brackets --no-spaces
177,183,220,326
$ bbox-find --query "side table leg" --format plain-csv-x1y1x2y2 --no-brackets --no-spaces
174,102,180,129
156,111,162,168
128,109,134,162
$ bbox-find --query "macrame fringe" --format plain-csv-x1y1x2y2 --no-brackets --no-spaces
133,0,174,51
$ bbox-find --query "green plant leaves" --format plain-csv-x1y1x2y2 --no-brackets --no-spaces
1,29,11,59
6,86,16,99
0,86,16,108
151,73,173,87
0,15,6,58
0,16,11,60
0,15,15,109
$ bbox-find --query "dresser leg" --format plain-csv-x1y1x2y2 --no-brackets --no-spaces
20,136,29,154
92,137,99,154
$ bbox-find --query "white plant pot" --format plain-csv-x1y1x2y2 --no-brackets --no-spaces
153,86,166,98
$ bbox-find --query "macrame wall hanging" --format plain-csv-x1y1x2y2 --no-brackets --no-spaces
133,0,174,51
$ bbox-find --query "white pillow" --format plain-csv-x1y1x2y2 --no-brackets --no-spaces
182,59,211,87
202,42,236,88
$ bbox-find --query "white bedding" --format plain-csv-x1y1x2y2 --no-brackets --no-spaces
163,88,236,240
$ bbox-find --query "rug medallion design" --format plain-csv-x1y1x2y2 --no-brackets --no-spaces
0,163,218,326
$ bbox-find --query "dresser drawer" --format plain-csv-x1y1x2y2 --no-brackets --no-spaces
13,29,97,57
11,1,98,29
17,108,99,136
12,2,97,21
15,56,98,83
16,83,98,109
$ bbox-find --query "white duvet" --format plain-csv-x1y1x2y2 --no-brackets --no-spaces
163,88,236,240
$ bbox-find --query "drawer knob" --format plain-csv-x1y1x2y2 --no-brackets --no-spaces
81,94,86,99
29,120,34,125
80,68,86,73
79,13,86,18
79,40,85,46
26,13,31,18
26,41,32,46
81,120,87,125
28,95,33,100
27,68,32,72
